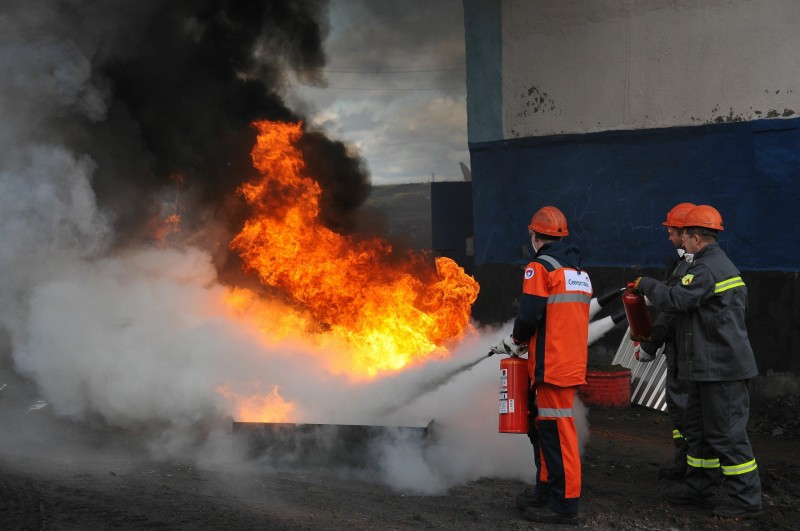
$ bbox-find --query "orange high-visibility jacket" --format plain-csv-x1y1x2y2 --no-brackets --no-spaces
512,242,592,387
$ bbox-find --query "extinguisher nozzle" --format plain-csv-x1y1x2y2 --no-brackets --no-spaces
611,311,627,325
596,287,624,307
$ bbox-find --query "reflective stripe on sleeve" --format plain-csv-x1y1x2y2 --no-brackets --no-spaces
672,429,683,440
715,276,745,293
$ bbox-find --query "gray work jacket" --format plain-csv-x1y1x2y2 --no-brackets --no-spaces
637,243,758,381
642,255,692,369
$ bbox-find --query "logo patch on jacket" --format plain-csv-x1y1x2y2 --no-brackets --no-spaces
681,274,694,285
565,270,592,292
524,267,534,279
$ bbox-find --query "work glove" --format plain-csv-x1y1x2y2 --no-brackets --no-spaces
633,341,654,362
490,335,528,357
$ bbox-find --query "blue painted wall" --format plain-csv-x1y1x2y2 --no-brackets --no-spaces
471,117,800,272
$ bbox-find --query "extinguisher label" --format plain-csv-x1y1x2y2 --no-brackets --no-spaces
509,399,515,413
499,368,510,414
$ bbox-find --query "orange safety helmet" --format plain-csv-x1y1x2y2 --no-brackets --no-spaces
683,205,724,231
528,206,569,237
662,202,696,228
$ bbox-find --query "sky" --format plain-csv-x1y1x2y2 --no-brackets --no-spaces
287,0,469,185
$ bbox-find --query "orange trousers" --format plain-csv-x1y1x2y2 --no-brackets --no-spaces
529,383,581,514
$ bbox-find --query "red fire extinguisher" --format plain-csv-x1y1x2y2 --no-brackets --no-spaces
622,282,652,338
499,356,529,434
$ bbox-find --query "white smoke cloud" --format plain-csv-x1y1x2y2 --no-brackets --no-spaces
0,140,597,490
1,44,91,136
0,146,110,343
0,171,597,494
3,223,593,493
361,326,591,494
0,0,600,497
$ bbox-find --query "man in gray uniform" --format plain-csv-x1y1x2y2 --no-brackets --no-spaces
634,202,706,481
632,204,762,519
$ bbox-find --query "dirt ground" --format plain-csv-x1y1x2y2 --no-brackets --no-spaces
1,365,799,530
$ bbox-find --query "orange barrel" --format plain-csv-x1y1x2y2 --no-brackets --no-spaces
499,356,529,433
622,282,653,338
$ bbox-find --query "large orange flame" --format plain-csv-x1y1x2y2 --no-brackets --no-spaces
228,120,479,379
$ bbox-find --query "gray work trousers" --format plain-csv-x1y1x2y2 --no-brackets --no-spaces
683,379,762,509
665,360,689,472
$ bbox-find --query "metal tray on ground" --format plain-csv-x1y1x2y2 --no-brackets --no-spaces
232,420,433,468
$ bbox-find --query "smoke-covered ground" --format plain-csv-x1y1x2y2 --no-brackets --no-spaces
2,357,799,530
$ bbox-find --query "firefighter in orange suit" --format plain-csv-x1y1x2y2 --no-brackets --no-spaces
491,206,592,525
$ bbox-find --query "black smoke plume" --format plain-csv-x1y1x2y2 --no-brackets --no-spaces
20,0,371,266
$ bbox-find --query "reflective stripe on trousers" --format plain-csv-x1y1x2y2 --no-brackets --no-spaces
538,407,574,418
683,380,762,508
722,459,758,475
687,455,720,469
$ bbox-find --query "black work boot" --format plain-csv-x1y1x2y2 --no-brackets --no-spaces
658,466,686,481
663,489,715,508
515,486,546,511
713,503,762,519
522,506,579,525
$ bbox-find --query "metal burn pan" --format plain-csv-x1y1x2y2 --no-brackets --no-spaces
232,421,433,468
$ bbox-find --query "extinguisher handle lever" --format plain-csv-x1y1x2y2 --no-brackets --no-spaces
487,350,523,358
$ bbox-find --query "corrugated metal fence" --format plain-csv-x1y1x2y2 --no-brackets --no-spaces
611,328,668,412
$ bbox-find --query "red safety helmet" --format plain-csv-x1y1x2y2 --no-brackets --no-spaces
528,206,569,237
683,205,724,231
662,202,696,228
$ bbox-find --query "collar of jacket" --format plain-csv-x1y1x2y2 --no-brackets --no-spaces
535,240,582,270
692,241,719,261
